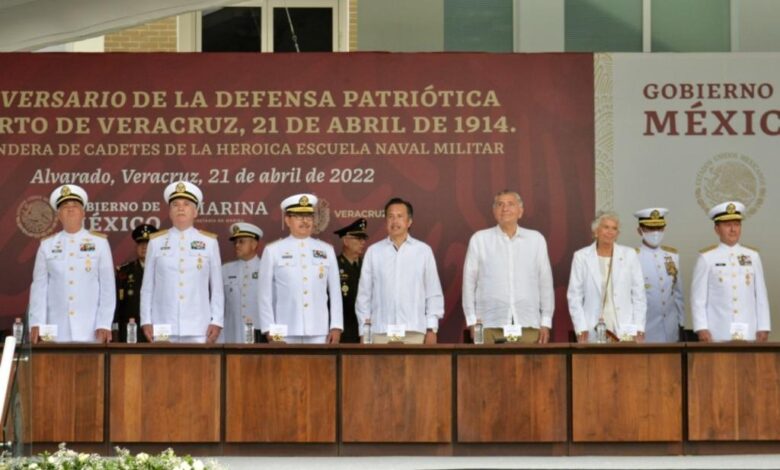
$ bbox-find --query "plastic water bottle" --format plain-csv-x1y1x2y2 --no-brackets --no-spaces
595,317,607,344
127,318,138,344
244,318,255,344
12,318,23,344
362,319,373,344
473,318,484,345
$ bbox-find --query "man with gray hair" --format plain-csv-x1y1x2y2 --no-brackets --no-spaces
462,190,554,343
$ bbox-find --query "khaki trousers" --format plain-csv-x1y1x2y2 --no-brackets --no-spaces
483,327,540,344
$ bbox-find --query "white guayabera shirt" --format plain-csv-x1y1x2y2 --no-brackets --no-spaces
356,235,444,334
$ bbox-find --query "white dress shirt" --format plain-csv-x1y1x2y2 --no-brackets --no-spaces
28,228,116,342
637,245,685,342
219,256,261,343
462,225,554,328
567,243,647,342
691,242,770,341
257,236,343,338
356,235,444,334
140,226,224,339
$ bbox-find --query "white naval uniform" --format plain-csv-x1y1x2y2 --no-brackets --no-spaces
257,236,343,339
219,256,260,343
637,245,685,342
567,243,647,341
691,243,770,341
28,228,116,342
140,226,224,340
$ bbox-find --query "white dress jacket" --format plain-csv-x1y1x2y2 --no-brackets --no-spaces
567,242,647,340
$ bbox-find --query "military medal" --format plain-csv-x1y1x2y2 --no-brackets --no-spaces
197,256,203,270
664,256,678,284
128,289,134,297
319,265,325,279
341,284,349,296
746,273,751,286
85,258,92,272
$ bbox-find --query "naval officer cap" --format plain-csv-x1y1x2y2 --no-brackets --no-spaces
281,193,317,214
709,201,745,222
164,181,202,205
334,218,368,239
230,222,263,241
49,184,88,210
634,208,668,228
132,224,158,243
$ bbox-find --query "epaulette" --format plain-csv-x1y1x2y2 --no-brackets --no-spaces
149,229,168,240
699,245,718,254
661,245,678,254
266,238,283,247
116,261,133,270
635,247,640,253
198,229,217,239
743,244,760,252
89,230,108,239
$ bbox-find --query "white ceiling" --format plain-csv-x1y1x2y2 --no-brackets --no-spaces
0,0,238,51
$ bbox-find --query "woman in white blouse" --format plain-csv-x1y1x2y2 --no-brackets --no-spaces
567,211,647,343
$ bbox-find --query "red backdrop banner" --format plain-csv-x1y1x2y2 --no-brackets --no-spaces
0,52,593,342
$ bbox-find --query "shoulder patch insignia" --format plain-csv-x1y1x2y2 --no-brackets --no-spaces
661,245,678,254
117,261,132,270
89,230,108,239
149,229,168,240
198,229,217,239
699,245,718,254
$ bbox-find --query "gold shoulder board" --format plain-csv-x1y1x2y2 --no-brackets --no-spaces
149,229,168,240
89,230,108,239
661,245,678,254
198,229,218,239
699,245,717,254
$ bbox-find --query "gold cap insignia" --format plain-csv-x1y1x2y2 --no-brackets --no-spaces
232,225,241,234
726,203,736,214
61,186,71,196
299,195,310,207
175,182,186,193
650,210,660,220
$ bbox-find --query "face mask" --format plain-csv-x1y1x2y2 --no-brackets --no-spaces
642,230,664,248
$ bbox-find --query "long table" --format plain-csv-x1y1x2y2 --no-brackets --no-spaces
17,342,780,456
